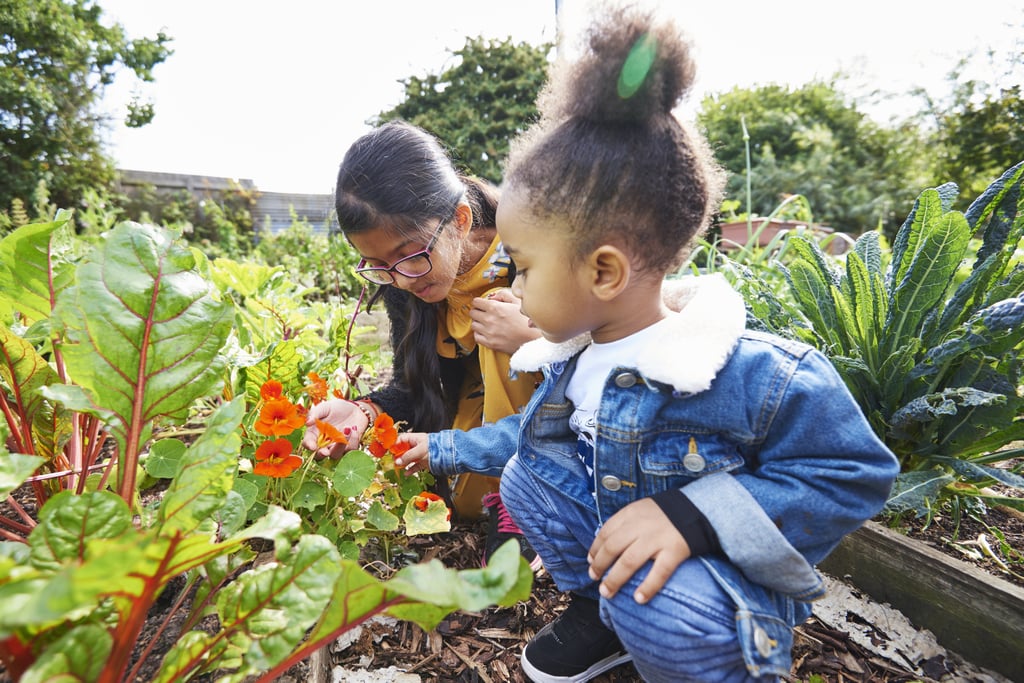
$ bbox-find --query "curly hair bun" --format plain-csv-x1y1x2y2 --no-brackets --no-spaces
546,2,696,126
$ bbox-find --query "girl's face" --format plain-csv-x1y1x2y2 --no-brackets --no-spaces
348,218,462,304
497,189,599,344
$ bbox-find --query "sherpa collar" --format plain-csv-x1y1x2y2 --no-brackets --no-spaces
509,273,747,395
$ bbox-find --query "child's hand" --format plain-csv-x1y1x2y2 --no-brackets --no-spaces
301,398,367,458
587,498,691,604
394,432,430,475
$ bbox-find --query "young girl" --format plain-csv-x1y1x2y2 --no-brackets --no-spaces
394,4,899,682
302,121,543,569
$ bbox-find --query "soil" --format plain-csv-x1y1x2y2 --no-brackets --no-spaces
2,487,1021,682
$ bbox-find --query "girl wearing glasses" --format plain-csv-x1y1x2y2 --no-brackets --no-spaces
303,120,543,570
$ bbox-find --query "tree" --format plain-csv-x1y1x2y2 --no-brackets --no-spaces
697,81,928,237
372,36,553,184
0,0,172,214
919,33,1024,204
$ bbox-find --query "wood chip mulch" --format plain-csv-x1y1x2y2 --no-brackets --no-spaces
325,519,936,683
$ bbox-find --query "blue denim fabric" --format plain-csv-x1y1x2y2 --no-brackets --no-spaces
500,447,805,681
427,277,899,679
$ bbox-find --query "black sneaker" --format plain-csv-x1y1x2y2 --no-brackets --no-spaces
482,492,543,572
521,594,633,682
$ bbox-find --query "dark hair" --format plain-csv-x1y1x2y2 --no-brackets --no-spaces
503,4,725,274
334,120,499,430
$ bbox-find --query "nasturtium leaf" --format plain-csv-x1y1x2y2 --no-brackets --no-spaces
366,500,399,531
232,476,261,510
403,498,451,536
293,480,327,511
333,450,376,497
398,472,426,500
145,438,187,479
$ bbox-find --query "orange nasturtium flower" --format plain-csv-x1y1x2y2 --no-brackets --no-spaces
365,413,410,458
315,418,349,450
254,438,303,477
254,398,306,436
304,372,329,405
411,491,451,520
260,379,284,401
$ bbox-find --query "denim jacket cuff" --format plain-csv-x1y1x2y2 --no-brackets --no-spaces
685,472,824,601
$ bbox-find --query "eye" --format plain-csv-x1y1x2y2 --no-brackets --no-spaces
509,256,526,277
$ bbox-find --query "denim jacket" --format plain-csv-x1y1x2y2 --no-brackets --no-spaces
428,274,899,601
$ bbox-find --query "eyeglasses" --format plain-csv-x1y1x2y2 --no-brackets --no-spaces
354,217,448,285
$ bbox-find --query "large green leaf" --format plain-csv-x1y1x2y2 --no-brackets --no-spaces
214,535,342,673
885,210,971,356
0,211,76,327
19,622,110,683
884,470,955,517
0,454,45,499
28,491,133,570
0,322,65,460
158,398,243,535
784,259,840,348
966,160,1023,259
889,183,958,289
52,222,234,495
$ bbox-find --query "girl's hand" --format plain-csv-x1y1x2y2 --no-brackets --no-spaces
586,498,691,605
394,432,430,474
470,288,541,355
301,398,370,459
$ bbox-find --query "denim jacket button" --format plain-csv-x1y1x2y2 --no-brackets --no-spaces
754,626,776,657
613,372,637,388
600,475,622,491
682,452,706,472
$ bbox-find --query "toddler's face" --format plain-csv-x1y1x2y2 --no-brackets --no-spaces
496,190,595,344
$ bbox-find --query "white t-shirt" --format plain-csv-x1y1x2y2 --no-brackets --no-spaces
566,318,671,490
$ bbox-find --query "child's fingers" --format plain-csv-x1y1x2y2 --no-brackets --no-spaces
631,551,684,604
594,544,646,601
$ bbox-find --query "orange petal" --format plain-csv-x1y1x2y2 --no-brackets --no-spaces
260,379,284,400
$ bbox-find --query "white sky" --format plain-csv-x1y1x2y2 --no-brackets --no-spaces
97,0,1023,195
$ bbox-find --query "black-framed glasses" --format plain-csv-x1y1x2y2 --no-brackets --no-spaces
354,217,448,285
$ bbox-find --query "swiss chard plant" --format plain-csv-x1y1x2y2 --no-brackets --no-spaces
0,217,530,681
771,161,1024,517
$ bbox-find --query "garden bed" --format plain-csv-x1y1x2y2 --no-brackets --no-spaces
819,508,1024,683
1,487,1019,682
301,516,1014,683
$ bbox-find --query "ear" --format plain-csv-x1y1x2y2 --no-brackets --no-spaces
586,245,631,301
452,201,473,237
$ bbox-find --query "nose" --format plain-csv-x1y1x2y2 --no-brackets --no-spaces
511,279,523,299
391,271,419,290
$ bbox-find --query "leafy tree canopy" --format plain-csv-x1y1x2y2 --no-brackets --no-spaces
697,80,928,237
917,34,1024,203
372,36,553,184
0,0,172,213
